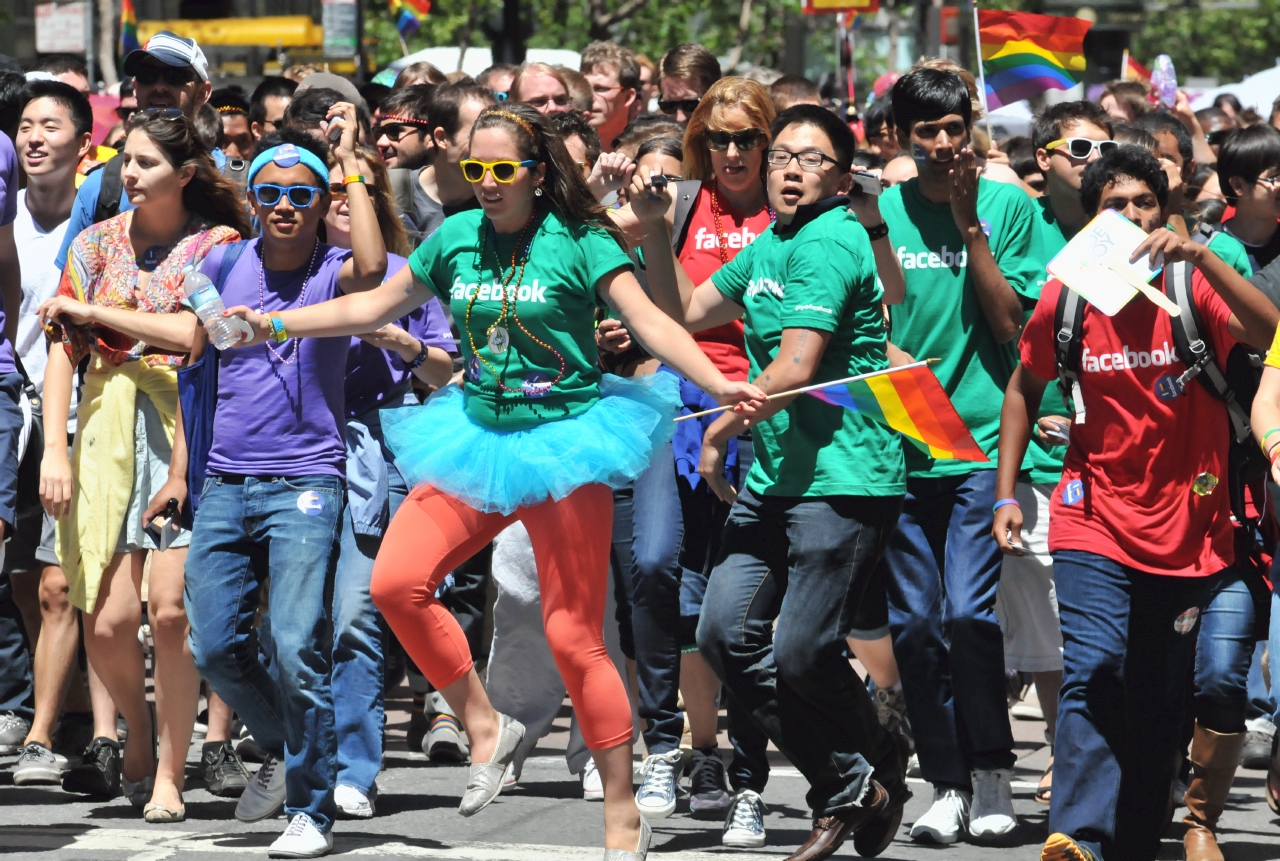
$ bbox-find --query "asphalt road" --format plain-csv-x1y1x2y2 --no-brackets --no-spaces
2,688,1278,861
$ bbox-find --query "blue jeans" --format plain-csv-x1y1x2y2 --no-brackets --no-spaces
1051,550,1211,861
332,408,409,796
881,470,1014,787
186,474,344,832
0,571,33,721
1193,568,1258,734
697,487,903,815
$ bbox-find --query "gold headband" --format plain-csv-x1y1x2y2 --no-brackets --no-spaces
487,109,536,139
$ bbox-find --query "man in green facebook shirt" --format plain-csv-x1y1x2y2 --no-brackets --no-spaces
636,104,910,861
876,68,1037,844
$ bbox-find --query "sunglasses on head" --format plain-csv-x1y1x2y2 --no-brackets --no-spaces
706,129,767,152
460,159,538,183
127,107,185,127
132,65,198,87
1045,137,1119,159
251,184,326,208
658,98,701,117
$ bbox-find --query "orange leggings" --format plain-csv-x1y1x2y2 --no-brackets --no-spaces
370,482,633,750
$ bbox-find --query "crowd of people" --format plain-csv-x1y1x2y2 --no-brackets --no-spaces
0,27,1279,861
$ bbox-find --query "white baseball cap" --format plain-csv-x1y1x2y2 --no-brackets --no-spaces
123,31,210,82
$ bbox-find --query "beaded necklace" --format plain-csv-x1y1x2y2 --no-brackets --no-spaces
258,237,323,365
463,208,567,397
709,182,776,266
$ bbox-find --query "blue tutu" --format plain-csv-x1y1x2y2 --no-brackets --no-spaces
381,373,681,514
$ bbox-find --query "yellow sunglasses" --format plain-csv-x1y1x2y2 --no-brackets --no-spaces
460,158,538,183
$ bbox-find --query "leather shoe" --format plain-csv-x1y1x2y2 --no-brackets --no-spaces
786,779,889,861
853,778,908,857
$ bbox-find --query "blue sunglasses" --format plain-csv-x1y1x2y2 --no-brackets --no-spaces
250,183,327,208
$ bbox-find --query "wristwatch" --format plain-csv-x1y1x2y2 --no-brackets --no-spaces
865,222,890,241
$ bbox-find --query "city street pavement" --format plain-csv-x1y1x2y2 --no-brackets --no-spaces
3,685,1279,861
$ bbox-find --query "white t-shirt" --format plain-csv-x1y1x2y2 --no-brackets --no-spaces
15,189,76,430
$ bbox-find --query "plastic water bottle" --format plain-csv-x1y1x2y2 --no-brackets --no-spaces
1152,55,1178,109
182,265,252,349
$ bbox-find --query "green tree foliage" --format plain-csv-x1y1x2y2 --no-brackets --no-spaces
363,0,803,68
1131,1,1280,81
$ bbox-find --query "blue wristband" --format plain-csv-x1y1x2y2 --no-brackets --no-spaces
992,498,1020,513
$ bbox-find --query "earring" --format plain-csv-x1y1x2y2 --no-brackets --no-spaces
534,187,544,196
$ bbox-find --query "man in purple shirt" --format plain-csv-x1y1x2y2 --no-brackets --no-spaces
0,130,32,755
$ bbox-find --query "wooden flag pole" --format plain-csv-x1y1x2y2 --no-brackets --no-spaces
674,359,941,422
971,1,995,145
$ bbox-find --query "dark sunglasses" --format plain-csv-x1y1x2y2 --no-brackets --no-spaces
251,184,326,208
377,122,426,141
658,98,701,117
127,107,184,127
525,94,571,109
706,129,767,152
1207,129,1234,147
132,65,198,87
116,106,138,121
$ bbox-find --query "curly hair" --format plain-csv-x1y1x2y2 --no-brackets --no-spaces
127,112,251,238
471,103,624,249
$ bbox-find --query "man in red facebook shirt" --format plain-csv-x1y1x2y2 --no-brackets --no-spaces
992,147,1279,861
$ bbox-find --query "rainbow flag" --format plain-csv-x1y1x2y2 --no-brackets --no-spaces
806,363,989,462
389,0,431,37
978,10,1091,110
1121,49,1151,85
120,0,140,56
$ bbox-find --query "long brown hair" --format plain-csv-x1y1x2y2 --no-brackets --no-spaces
353,145,409,256
127,113,252,238
682,78,776,184
470,103,625,249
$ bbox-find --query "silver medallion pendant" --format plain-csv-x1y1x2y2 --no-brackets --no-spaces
488,326,510,355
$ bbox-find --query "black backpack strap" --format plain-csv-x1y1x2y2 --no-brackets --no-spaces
1166,260,1252,444
670,180,702,256
93,154,125,224
1053,286,1087,424
1191,221,1221,247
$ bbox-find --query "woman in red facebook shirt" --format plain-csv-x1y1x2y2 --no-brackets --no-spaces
615,78,778,821
992,148,1278,861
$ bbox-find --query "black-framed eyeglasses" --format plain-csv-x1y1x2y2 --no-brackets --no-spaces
706,129,767,152
1207,129,1234,147
658,98,701,117
765,149,839,172
127,107,184,126
250,184,327,208
525,94,571,109
132,65,198,87
1254,175,1280,190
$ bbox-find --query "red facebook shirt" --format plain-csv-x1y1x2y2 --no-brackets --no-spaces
1020,271,1238,578
678,184,773,381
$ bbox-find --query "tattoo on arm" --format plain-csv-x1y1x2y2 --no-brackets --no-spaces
791,330,809,364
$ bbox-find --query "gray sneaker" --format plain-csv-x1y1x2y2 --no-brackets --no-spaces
13,742,68,786
1244,718,1276,770
0,712,31,754
236,754,287,822
635,749,683,820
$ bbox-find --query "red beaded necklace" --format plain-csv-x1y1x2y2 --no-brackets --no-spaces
708,181,776,265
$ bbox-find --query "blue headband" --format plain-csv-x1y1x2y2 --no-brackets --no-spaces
248,143,330,186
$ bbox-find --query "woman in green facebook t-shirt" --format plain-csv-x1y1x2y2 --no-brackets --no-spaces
224,104,762,860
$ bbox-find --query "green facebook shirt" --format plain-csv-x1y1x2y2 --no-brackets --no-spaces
1021,194,1072,484
409,207,632,431
711,199,905,498
881,176,1040,479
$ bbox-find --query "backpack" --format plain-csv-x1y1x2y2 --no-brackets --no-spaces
176,241,248,521
93,153,250,224
1053,258,1275,636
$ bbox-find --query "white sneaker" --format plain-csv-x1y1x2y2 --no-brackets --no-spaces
968,769,1017,839
502,762,518,789
268,813,333,858
635,749,683,819
722,789,767,848
334,783,375,819
910,786,971,844
582,756,604,801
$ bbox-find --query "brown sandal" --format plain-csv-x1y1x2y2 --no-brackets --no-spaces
1036,757,1053,805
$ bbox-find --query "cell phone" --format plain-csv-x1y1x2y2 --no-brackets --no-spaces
648,173,668,193
327,119,345,143
145,498,181,552
1042,420,1071,446
1004,532,1030,557
850,172,882,197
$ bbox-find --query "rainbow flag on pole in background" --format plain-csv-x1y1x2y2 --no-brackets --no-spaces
978,10,1091,110
806,362,989,462
389,0,431,38
1121,49,1152,85
120,0,140,56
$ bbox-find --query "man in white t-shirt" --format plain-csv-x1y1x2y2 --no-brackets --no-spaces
7,79,99,790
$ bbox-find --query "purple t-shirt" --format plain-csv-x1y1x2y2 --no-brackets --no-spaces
0,135,18,375
201,239,351,478
344,254,455,417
